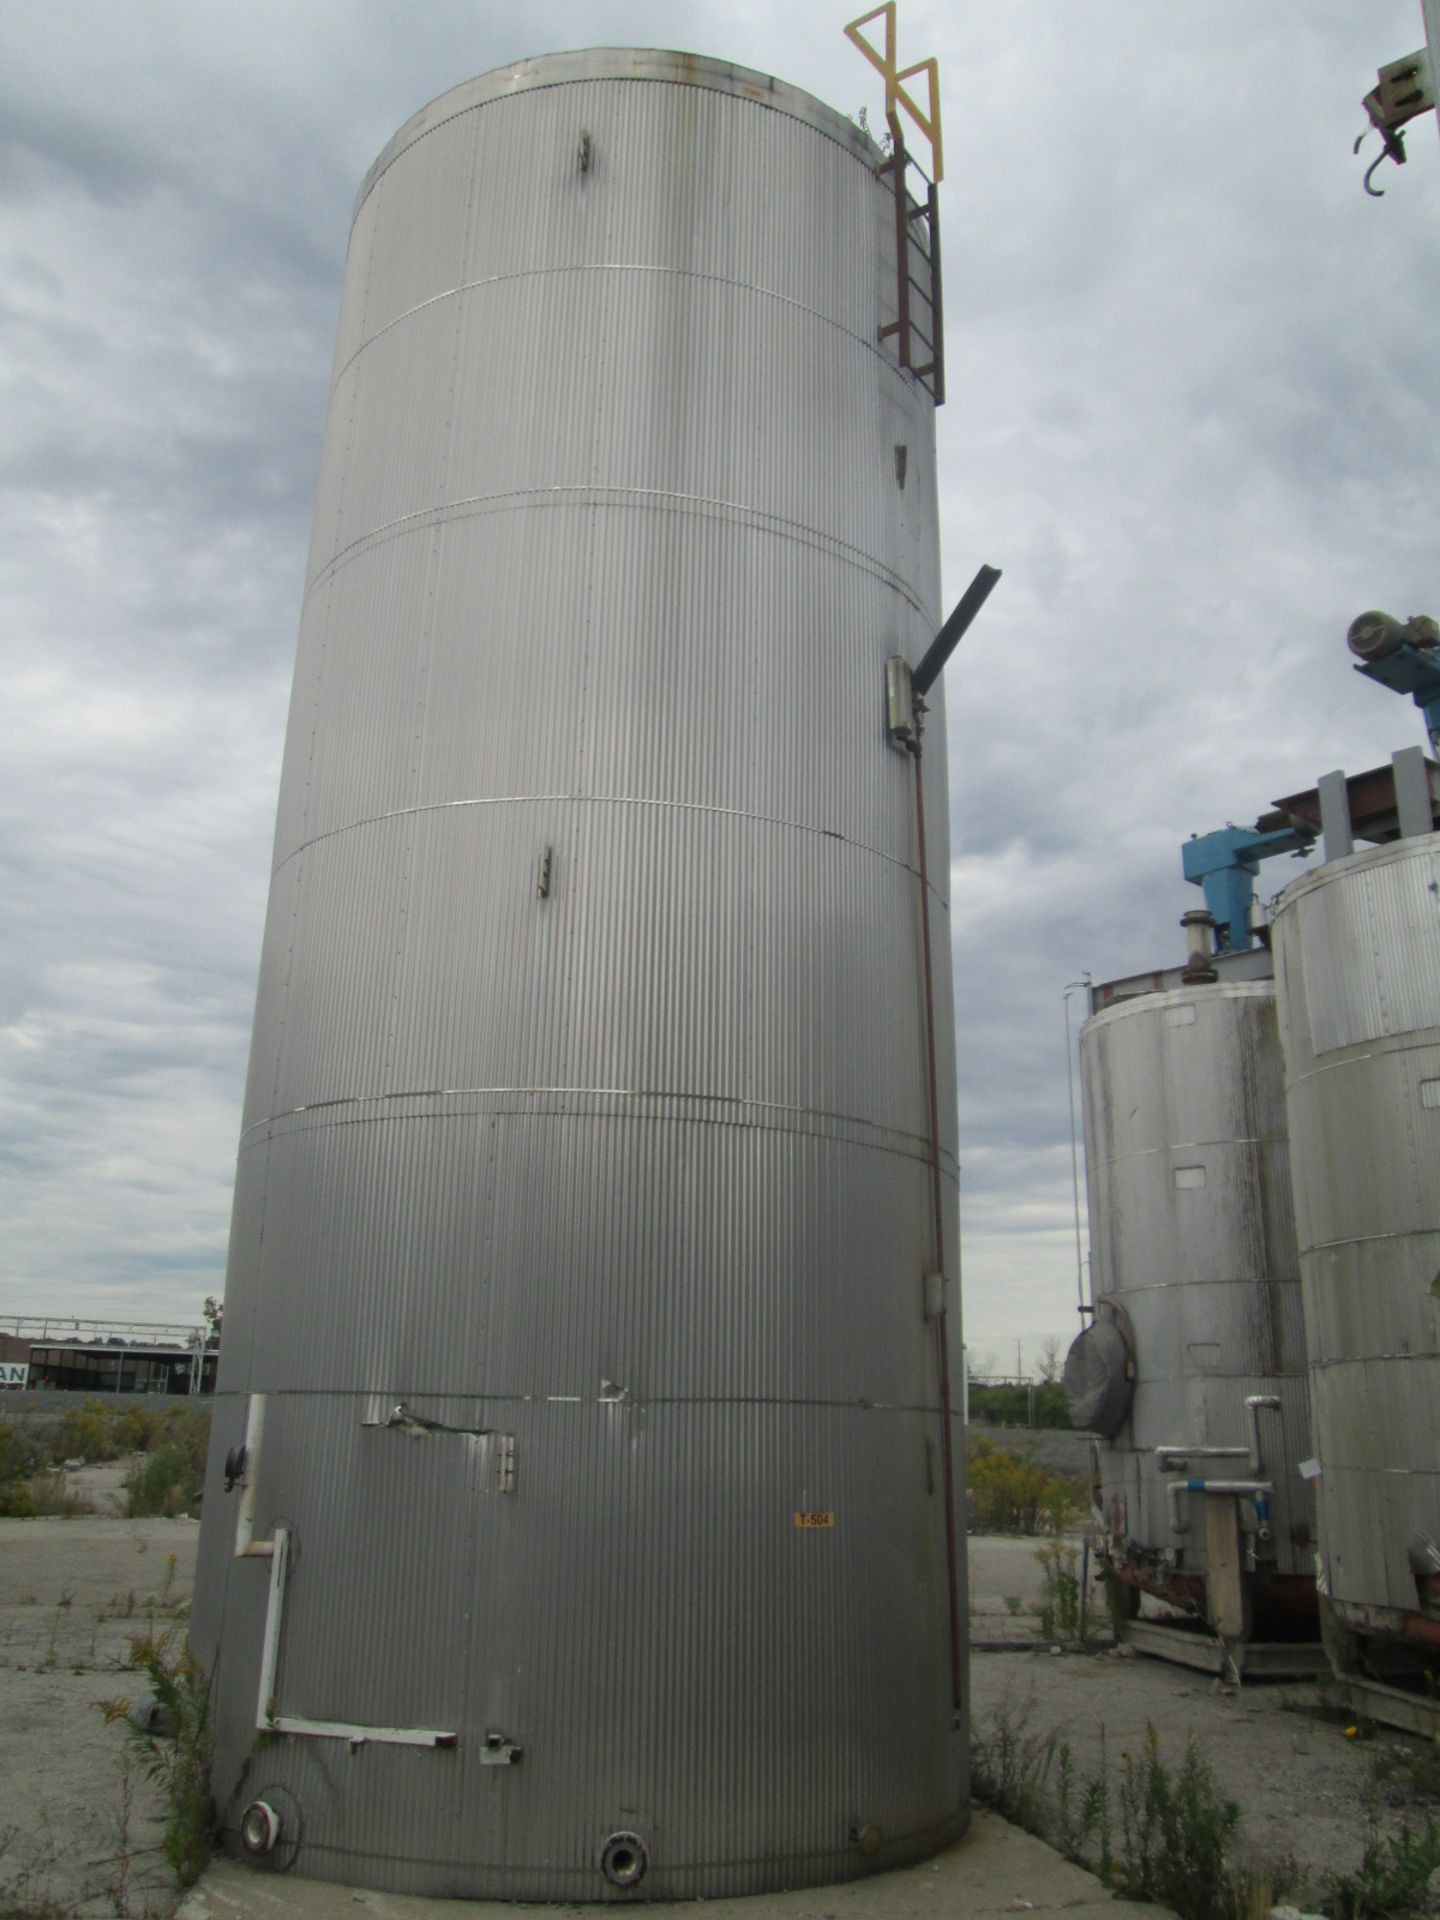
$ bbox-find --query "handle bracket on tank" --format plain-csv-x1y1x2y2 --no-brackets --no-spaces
886,566,1003,755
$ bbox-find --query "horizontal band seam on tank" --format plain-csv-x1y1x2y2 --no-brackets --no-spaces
354,74,887,226
1087,1148,1270,1167
269,795,950,907
236,1087,960,1168
330,264,917,396
1287,1040,1440,1082
303,486,930,619
1082,1277,1296,1290
1090,1138,1270,1158
1303,1227,1438,1250
1312,1456,1437,1470
1085,1291,1298,1308
1275,839,1440,905
1320,1367,1440,1382
211,1391,956,1412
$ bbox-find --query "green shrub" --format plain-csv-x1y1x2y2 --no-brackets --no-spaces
0,1422,42,1514
967,1434,1083,1534
24,1471,93,1517
0,1420,40,1478
1036,1539,1084,1641
52,1399,129,1464
1114,1727,1242,1920
969,1381,1073,1428
98,1628,216,1887
124,1410,208,1517
117,1403,169,1454
1326,1816,1440,1920
970,1688,1058,1832
972,1701,1284,1920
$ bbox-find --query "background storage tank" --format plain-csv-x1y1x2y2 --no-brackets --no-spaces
190,49,967,1898
1273,826,1440,1729
1068,957,1316,1663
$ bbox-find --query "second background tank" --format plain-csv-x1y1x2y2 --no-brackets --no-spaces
1070,950,1316,1663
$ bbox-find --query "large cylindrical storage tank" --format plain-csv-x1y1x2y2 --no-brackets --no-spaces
1071,979,1314,1643
1272,833,1440,1705
190,50,966,1900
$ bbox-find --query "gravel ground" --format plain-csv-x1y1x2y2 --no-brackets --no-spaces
966,1531,1438,1908
0,1495,200,1918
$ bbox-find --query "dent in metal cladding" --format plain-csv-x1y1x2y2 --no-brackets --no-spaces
1080,982,1315,1581
191,49,967,1899
1273,835,1440,1619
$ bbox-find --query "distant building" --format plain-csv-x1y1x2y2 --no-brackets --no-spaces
0,1332,32,1390
26,1341,216,1396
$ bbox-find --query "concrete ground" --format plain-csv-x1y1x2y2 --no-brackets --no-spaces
179,1813,1168,1920
0,1504,198,1918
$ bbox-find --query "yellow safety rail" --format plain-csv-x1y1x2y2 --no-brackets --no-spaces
843,3,943,183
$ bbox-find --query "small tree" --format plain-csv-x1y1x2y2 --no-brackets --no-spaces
202,1296,223,1352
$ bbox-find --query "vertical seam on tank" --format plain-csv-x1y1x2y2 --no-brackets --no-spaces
570,118,608,1098
263,850,303,1149
272,138,368,1136
455,138,492,1703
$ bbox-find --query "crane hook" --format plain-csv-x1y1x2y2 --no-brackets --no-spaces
1354,123,1407,196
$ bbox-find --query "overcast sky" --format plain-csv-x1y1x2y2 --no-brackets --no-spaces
1,2,1436,1366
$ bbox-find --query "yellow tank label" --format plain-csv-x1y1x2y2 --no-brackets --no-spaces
793,1510,836,1529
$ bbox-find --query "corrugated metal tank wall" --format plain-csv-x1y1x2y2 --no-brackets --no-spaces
1273,835,1440,1636
190,50,966,1899
1081,984,1314,1600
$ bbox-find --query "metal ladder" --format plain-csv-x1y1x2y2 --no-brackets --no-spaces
877,129,944,405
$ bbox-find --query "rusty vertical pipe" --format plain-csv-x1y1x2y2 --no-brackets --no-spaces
912,746,963,1712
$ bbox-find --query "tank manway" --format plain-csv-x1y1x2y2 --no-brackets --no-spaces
190,48,971,1899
